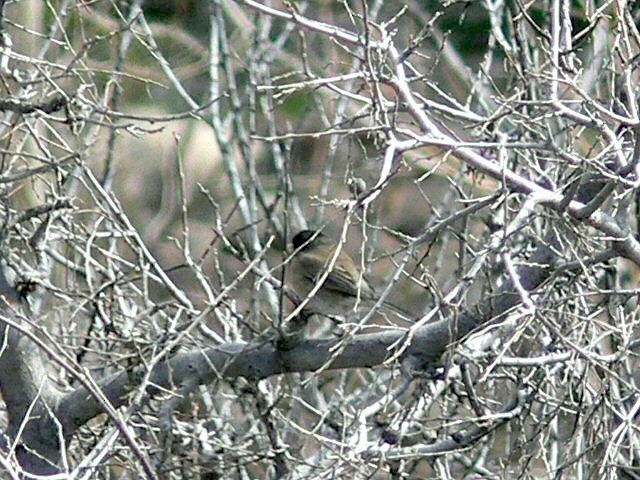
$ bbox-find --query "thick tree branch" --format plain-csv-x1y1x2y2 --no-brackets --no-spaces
56,233,557,438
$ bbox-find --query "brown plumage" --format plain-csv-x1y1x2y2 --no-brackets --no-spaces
288,230,411,319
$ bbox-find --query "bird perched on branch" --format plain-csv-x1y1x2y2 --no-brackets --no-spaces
288,229,412,320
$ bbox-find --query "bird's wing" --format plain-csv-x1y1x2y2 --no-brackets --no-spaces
322,263,363,297
297,251,370,298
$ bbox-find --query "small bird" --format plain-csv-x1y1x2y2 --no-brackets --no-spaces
288,229,411,319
